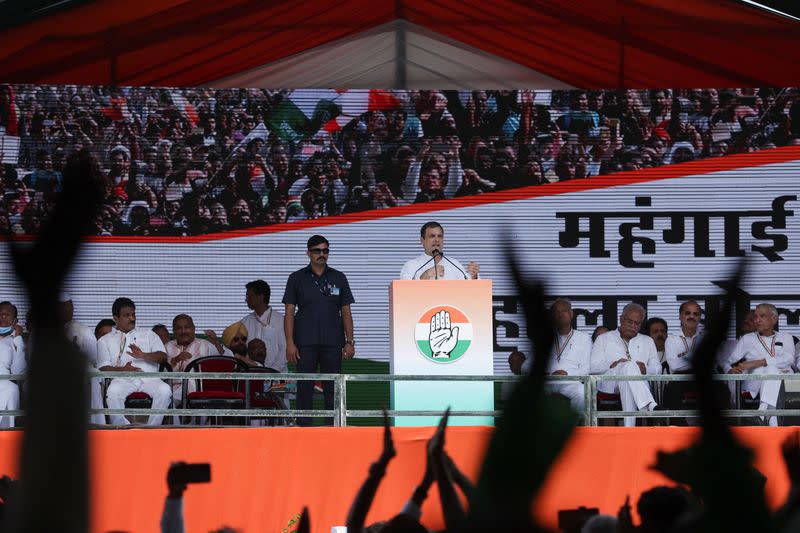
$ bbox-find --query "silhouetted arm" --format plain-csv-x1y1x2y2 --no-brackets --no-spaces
346,411,396,533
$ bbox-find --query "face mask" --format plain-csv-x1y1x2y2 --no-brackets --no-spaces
0,325,13,335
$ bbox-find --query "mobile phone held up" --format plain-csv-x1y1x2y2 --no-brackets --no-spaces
172,463,211,484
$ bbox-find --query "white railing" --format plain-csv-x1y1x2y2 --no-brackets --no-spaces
0,371,796,427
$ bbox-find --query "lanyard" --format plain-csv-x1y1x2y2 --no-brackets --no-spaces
116,332,128,366
309,270,331,296
680,335,697,355
554,330,575,361
622,338,631,359
757,334,776,358
255,307,274,327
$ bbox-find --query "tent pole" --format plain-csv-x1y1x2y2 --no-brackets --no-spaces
395,19,407,89
617,16,626,91
395,1,407,89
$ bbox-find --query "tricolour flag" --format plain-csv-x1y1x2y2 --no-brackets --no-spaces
267,89,341,142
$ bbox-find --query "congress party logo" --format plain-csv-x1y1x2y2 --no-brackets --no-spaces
415,306,472,363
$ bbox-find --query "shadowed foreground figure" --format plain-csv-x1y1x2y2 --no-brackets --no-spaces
2,149,102,531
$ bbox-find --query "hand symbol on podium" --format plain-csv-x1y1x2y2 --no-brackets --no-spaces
429,309,459,358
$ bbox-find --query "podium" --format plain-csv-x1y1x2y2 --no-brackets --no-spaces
389,279,494,426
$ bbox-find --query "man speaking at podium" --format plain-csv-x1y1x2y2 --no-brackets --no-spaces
400,221,480,280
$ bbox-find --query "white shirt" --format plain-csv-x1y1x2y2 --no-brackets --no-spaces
10,336,25,375
546,329,592,376
400,253,471,280
165,338,221,372
665,329,705,373
65,320,99,368
0,341,14,376
727,331,794,373
590,329,661,375
97,327,166,373
240,307,287,372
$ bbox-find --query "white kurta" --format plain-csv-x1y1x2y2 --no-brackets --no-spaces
0,341,19,428
727,331,794,407
97,327,170,426
665,329,705,373
66,320,98,367
545,329,592,411
240,307,287,372
400,253,470,280
11,323,106,425
165,337,222,406
590,329,660,426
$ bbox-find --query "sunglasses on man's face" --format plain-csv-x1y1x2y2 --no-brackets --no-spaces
309,248,330,255
232,336,247,342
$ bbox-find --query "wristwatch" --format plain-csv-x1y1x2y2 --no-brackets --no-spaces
345,339,355,346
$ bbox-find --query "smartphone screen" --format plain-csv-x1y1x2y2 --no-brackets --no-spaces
173,463,211,484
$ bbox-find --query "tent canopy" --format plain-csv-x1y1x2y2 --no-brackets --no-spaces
1,0,799,89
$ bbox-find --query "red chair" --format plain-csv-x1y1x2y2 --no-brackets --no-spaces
239,366,294,426
121,362,173,409
596,392,622,426
182,356,249,424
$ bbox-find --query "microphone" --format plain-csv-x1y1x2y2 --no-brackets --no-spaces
432,249,441,280
412,250,439,280
440,252,468,279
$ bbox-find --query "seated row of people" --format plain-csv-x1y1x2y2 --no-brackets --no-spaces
510,299,799,427
0,279,287,427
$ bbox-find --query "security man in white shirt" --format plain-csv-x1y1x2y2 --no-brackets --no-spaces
97,297,171,426
591,303,661,427
399,221,479,280
545,298,592,412
240,280,287,372
727,303,794,426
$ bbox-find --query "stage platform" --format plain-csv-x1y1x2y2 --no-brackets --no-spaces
0,426,793,532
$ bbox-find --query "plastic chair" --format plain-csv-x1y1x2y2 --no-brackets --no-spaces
596,391,622,426
182,356,249,424
239,366,295,426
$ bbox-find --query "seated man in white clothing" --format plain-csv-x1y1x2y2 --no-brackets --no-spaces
246,339,267,367
590,303,661,427
665,300,704,374
0,301,23,348
60,293,106,425
0,340,19,428
97,297,171,426
645,317,668,371
399,221,479,280
662,300,706,423
240,279,287,372
727,303,794,426
545,298,592,413
165,314,225,407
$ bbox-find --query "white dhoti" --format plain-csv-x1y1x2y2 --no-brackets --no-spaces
743,365,785,406
106,378,171,426
598,361,656,427
90,377,106,425
546,382,585,412
744,365,787,426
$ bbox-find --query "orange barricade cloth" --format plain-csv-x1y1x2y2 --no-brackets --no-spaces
0,427,792,532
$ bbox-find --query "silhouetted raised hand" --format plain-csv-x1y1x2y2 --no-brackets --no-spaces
346,409,397,533
469,238,577,531
4,149,103,532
